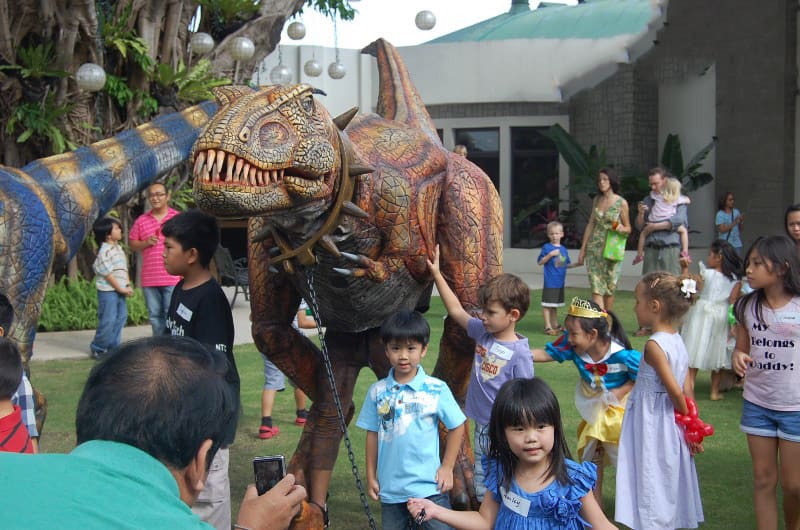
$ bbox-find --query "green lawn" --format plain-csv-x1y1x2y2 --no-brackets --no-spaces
31,288,760,529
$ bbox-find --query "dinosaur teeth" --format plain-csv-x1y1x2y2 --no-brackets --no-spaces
207,149,217,178
249,166,257,184
241,162,250,182
194,152,206,179
226,153,235,181
212,155,221,181
234,158,244,181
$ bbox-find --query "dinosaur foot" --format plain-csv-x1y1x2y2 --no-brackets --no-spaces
289,500,327,530
332,252,387,282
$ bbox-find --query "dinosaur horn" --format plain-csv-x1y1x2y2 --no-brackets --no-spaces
312,88,327,96
319,235,342,257
342,201,369,218
349,164,375,177
251,224,273,243
333,107,359,130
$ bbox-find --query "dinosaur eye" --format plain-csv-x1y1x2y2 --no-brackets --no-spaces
301,95,314,115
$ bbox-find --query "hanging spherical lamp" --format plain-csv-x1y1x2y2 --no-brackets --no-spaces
287,21,306,40
328,61,346,79
190,32,214,55
230,37,255,61
269,64,292,85
415,10,436,30
75,62,106,92
303,59,322,77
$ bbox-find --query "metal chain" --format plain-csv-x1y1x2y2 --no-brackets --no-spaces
305,269,378,530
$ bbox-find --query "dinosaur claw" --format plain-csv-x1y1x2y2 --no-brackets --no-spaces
268,265,279,273
332,267,354,276
340,252,359,262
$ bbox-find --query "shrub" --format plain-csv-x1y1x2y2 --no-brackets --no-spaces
38,277,149,331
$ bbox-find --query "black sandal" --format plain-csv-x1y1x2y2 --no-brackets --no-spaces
309,500,329,528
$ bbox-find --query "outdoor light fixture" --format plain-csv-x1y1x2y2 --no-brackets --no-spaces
328,59,346,79
75,62,106,92
327,17,345,79
230,37,255,62
304,57,322,77
230,36,255,83
287,21,306,40
269,46,292,85
415,10,436,30
190,32,214,55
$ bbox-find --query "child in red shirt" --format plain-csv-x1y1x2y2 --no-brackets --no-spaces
0,337,33,454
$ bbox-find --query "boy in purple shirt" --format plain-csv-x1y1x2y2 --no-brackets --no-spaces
428,245,534,501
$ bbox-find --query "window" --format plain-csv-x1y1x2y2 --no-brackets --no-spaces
510,127,560,248
454,128,499,190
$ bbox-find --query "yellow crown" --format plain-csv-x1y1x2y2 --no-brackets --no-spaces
567,297,608,320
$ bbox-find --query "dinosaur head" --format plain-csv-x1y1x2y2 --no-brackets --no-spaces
192,84,343,217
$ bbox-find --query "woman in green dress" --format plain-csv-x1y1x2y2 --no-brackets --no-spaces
577,168,631,311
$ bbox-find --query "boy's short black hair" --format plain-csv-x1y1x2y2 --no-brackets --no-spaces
380,309,430,347
92,217,121,244
161,209,220,268
0,337,22,399
0,293,13,333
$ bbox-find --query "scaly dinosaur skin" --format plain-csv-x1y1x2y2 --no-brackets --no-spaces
192,40,502,523
0,102,216,425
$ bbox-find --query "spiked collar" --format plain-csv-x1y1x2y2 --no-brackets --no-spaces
256,111,373,274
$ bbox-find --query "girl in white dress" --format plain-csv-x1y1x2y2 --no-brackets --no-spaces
681,239,742,401
616,271,705,530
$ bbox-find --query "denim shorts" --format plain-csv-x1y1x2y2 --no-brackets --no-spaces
740,399,800,442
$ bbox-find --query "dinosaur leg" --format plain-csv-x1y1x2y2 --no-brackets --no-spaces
431,154,504,511
433,317,480,510
288,329,387,529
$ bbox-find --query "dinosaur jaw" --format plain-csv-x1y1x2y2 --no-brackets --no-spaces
192,148,332,216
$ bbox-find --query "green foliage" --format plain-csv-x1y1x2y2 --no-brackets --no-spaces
198,0,261,25
105,74,158,119
660,134,717,192
303,0,356,21
38,277,149,331
164,172,195,210
6,94,76,154
99,1,154,72
151,59,231,104
0,42,69,79
543,124,608,197
104,74,134,107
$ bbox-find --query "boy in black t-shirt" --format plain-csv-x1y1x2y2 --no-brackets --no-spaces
162,209,237,530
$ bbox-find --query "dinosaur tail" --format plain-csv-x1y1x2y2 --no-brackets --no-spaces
362,39,441,145
19,100,217,258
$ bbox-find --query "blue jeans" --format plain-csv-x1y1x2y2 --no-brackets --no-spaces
91,290,128,354
473,422,489,502
381,493,451,530
143,285,174,336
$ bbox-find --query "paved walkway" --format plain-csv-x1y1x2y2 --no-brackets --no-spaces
31,272,642,362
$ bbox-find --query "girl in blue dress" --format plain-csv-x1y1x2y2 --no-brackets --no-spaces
407,378,616,530
532,297,640,506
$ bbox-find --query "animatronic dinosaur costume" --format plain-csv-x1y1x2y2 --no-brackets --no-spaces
192,39,503,522
0,103,216,372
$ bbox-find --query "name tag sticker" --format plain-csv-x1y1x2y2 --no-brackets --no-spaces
500,487,531,517
776,312,800,324
606,363,628,374
489,343,514,361
177,303,193,321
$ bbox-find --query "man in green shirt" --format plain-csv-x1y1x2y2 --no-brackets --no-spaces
0,336,305,530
